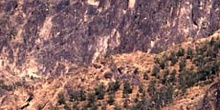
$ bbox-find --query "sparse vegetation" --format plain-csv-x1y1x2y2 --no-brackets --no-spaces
38,35,220,110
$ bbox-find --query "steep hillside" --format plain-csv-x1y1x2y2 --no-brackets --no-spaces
0,0,220,109
0,30,220,110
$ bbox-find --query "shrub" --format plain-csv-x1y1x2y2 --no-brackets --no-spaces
57,93,66,105
163,86,174,104
51,106,59,110
37,104,43,110
150,91,162,109
79,89,86,101
143,72,149,80
123,98,129,109
108,81,120,93
179,70,198,93
123,81,132,94
108,94,115,105
138,84,144,93
95,84,105,100
114,103,122,110
72,103,79,110
161,69,169,85
209,37,215,46
186,47,193,59
133,92,149,109
154,56,168,69
90,104,98,110
0,84,14,91
64,104,71,110
151,86,173,109
101,104,107,110
88,92,96,103
68,90,80,102
176,48,185,57
169,70,177,85
192,55,204,66
179,58,186,72
86,92,96,108
169,52,178,66
152,65,160,78
148,80,156,96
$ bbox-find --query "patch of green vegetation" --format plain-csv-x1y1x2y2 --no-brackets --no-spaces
95,83,105,100
123,81,132,94
0,80,14,91
108,80,120,93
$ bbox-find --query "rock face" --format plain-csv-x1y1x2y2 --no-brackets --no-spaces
0,0,219,75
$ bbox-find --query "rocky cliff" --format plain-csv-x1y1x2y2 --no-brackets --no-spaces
0,0,219,76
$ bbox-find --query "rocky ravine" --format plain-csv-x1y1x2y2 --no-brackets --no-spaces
0,0,219,76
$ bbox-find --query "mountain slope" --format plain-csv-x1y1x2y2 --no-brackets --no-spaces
0,30,220,110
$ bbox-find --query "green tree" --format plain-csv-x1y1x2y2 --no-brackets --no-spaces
148,80,156,96
108,80,120,93
123,81,132,94
169,52,178,66
179,58,186,72
87,92,96,107
64,104,71,110
123,98,129,109
179,70,197,93
138,84,144,93
108,94,115,105
90,104,98,110
79,89,86,101
152,65,160,78
95,83,105,100
186,47,193,59
161,69,169,85
154,56,168,69
72,103,79,110
176,48,185,57
114,103,122,110
69,90,80,102
143,72,149,80
168,70,177,85
57,93,66,105
209,37,215,46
